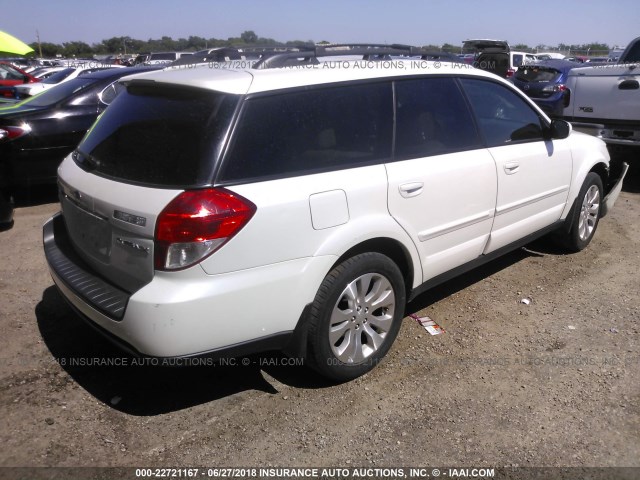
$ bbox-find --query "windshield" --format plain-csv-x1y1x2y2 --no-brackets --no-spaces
17,77,95,107
43,68,76,84
0,63,26,81
75,84,239,187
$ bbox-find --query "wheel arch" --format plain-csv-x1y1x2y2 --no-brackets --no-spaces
559,163,608,235
333,237,415,301
284,236,418,360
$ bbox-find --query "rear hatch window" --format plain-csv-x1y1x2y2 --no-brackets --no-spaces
515,66,561,83
476,53,509,77
75,83,239,188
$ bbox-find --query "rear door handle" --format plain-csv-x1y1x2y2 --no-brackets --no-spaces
399,182,424,198
504,162,520,174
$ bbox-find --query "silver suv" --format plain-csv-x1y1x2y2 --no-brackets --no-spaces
43,45,625,381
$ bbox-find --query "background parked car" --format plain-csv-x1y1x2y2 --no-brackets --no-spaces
145,51,192,65
29,66,68,80
511,59,582,117
0,61,39,97
13,65,124,98
534,52,566,60
463,39,536,78
0,66,161,224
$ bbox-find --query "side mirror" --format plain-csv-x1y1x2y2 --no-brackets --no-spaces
23,75,30,84
548,119,571,140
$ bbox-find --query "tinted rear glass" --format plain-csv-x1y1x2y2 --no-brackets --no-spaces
219,82,393,183
76,85,238,187
512,54,524,67
515,66,561,82
476,53,509,77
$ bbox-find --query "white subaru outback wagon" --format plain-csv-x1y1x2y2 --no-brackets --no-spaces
43,45,627,381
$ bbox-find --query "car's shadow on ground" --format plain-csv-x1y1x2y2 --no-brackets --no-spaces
36,245,553,415
1,185,59,231
405,242,554,315
35,286,334,416
13,184,59,208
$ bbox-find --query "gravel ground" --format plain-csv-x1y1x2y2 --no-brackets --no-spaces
0,150,638,480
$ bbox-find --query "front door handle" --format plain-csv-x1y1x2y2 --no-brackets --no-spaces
399,182,424,198
504,162,520,174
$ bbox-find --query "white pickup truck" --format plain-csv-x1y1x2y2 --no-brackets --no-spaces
563,36,640,147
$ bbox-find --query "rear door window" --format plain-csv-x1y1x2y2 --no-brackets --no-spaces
219,82,393,183
394,77,482,159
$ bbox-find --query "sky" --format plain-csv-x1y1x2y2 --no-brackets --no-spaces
3,0,639,49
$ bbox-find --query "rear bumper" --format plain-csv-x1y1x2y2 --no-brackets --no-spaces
569,121,640,146
43,213,332,359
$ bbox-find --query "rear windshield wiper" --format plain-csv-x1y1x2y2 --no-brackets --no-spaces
72,150,98,171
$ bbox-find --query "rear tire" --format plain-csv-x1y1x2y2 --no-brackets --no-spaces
306,253,406,382
561,172,603,252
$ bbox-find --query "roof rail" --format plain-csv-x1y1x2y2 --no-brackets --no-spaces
251,43,463,69
170,45,316,66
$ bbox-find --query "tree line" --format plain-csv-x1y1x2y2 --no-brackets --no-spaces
29,31,315,57
27,31,615,58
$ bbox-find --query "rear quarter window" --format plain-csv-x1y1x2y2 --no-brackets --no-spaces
219,82,393,183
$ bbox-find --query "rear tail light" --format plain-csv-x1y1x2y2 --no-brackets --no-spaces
506,69,515,77
542,84,568,93
154,188,256,271
0,124,31,142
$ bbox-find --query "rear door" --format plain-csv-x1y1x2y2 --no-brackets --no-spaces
386,77,497,281
459,77,572,253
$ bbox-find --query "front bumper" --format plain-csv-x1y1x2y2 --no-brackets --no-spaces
602,162,629,217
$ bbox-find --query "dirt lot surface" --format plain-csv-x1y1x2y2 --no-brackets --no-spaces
0,151,638,479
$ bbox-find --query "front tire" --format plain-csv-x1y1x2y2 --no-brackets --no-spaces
562,172,603,252
306,253,406,382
